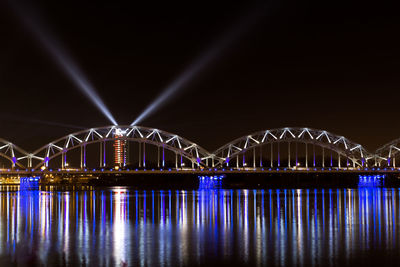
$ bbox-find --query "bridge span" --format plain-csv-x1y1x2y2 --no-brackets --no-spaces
0,125,399,176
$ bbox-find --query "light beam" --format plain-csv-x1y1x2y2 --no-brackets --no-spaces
131,4,268,126
8,1,118,125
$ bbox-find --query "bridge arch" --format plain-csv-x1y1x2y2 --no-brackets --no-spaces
212,127,372,169
0,138,29,169
375,138,400,167
30,125,211,170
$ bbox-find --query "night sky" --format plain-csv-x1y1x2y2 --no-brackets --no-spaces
0,0,399,152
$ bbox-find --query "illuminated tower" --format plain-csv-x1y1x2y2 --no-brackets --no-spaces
114,128,127,167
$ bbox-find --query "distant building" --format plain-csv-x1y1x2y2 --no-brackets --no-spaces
114,129,128,167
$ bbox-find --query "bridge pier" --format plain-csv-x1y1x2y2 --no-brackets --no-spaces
259,146,262,167
322,147,325,168
288,142,291,168
338,152,341,168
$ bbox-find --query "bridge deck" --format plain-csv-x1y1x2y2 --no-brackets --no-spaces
0,168,399,176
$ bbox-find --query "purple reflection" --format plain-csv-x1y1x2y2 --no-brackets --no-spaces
0,187,399,265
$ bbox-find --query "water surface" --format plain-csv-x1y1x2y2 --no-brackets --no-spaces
0,185,399,266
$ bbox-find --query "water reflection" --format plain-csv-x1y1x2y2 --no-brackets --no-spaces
0,186,399,265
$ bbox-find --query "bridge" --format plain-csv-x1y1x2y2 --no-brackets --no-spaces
0,126,399,176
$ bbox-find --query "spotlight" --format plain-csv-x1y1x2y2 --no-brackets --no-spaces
8,1,117,125
131,4,268,126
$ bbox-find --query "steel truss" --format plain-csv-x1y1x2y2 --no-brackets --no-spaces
211,127,372,168
29,125,211,170
375,138,400,167
0,138,29,169
3,126,400,170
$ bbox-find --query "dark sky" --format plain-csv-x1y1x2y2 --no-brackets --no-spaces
0,0,399,152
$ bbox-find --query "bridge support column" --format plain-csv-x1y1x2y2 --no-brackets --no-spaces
28,157,32,168
277,142,280,167
322,147,325,168
295,142,298,166
99,142,102,168
139,142,142,168
394,157,396,168
157,146,160,168
313,144,315,167
253,147,256,169
330,151,333,167
143,143,146,168
162,146,165,167
270,143,273,168
212,157,215,168
353,160,355,168
259,146,263,167
305,143,308,168
346,157,349,170
62,152,66,170
237,154,239,169
288,142,291,168
242,154,245,169
80,145,86,169
175,152,178,169
181,155,184,169
338,153,341,169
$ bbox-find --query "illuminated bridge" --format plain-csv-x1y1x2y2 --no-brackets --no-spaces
0,126,399,176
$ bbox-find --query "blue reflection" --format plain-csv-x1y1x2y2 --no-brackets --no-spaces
20,177,40,190
198,175,224,189
0,186,400,265
358,175,385,187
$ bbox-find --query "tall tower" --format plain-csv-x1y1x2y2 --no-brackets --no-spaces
114,128,127,168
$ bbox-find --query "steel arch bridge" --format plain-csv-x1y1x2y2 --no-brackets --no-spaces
3,125,400,173
27,125,211,170
211,127,372,169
